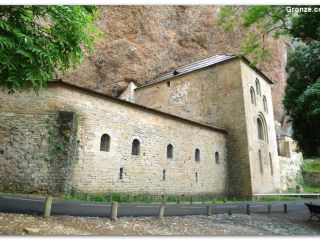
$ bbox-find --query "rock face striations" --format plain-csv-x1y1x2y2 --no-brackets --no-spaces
65,5,289,122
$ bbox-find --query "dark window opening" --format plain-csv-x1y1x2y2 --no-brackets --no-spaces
173,70,179,75
132,139,140,155
167,144,173,158
269,153,273,175
195,172,198,182
120,167,123,180
167,81,171,87
259,150,263,174
100,134,110,151
163,169,166,181
263,96,268,113
215,151,220,164
195,148,200,162
250,87,256,105
256,78,261,96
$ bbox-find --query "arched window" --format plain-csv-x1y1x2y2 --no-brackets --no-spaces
195,148,200,162
215,151,220,164
250,87,256,105
119,167,123,180
100,134,110,151
263,96,268,113
269,153,273,175
163,170,166,181
195,172,198,182
255,78,261,96
167,144,173,159
132,139,140,155
259,149,263,174
257,114,268,142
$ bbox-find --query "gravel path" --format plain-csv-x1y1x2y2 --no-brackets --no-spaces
0,211,319,236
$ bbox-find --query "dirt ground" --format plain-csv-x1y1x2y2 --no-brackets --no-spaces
0,211,319,236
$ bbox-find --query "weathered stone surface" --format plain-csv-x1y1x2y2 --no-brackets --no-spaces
0,83,227,195
302,171,320,186
64,6,289,123
23,227,39,234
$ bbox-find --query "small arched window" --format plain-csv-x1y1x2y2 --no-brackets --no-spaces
215,151,220,164
195,148,200,162
263,96,268,113
132,139,140,155
256,78,261,96
259,149,263,174
167,144,173,159
100,134,110,151
250,87,256,105
269,153,273,175
257,118,264,141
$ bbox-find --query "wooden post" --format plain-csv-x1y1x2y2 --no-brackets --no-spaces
228,209,232,216
162,195,166,205
246,204,250,215
224,196,227,203
207,206,212,216
202,195,205,204
111,201,118,220
233,196,236,202
284,203,288,214
190,196,193,204
268,205,272,215
43,196,53,218
158,205,165,220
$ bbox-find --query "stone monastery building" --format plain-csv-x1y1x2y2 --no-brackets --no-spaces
0,55,300,197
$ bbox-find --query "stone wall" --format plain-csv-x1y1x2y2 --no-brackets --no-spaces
0,83,228,195
302,172,320,186
0,105,78,194
279,156,303,191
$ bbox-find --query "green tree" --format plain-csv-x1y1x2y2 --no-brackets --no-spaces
0,6,102,93
218,6,320,156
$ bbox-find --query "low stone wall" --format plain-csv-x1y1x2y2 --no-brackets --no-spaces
302,171,320,186
278,156,303,192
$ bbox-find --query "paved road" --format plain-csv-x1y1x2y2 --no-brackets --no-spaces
0,193,319,218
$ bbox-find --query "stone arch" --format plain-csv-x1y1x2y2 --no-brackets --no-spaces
257,113,268,143
132,139,140,155
250,87,256,105
167,144,173,159
100,134,110,151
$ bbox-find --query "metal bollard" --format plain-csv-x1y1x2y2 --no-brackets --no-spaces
111,201,118,220
268,205,272,215
284,203,288,214
158,205,165,220
228,209,232,216
207,206,212,216
43,196,53,218
246,204,250,215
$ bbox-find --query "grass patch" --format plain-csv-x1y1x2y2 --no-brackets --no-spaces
303,183,320,193
303,161,320,172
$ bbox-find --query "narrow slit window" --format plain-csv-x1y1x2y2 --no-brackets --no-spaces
195,148,200,162
167,144,173,159
195,172,198,182
100,134,110,151
132,139,140,155
259,150,263,174
215,151,220,164
119,167,123,180
269,153,273,175
250,87,256,105
256,78,261,96
263,96,268,113
163,169,166,181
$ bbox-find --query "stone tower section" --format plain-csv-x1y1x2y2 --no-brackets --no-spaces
134,56,280,196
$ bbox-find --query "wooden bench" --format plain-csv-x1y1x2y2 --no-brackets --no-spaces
305,203,320,220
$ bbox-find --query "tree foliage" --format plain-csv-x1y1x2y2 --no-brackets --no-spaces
218,6,320,156
0,6,102,93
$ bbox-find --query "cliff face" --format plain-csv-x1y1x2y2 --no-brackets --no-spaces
65,5,289,122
